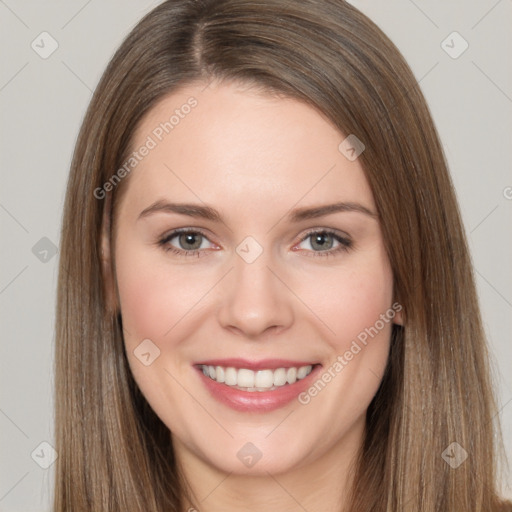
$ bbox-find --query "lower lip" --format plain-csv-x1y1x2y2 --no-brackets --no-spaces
195,365,322,412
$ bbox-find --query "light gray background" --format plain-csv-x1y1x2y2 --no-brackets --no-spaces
0,1,511,510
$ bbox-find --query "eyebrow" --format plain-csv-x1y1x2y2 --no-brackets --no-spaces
138,200,378,222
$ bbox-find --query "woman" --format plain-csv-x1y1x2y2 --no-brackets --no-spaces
54,0,512,510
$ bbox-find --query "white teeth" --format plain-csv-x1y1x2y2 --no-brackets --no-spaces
286,367,297,384
273,368,287,386
297,365,311,379
225,367,237,386
215,366,225,383
255,369,274,388
200,364,314,391
237,368,255,387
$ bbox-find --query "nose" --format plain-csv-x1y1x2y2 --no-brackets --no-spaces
217,243,294,340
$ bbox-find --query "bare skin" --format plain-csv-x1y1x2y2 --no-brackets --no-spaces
106,79,402,511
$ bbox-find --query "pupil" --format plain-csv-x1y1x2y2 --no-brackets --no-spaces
313,233,332,250
181,233,200,250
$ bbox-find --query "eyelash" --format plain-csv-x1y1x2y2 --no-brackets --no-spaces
157,228,353,259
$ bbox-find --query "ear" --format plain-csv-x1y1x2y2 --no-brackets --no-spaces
393,310,403,326
392,301,404,326
100,197,119,314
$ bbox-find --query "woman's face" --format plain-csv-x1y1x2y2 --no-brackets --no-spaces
110,80,402,476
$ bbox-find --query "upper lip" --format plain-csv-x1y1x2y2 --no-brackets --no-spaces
195,358,320,371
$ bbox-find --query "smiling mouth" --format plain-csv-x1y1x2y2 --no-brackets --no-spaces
198,364,316,392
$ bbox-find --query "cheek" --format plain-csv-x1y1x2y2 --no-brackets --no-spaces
113,241,203,425
114,243,208,348
291,258,395,442
297,256,395,351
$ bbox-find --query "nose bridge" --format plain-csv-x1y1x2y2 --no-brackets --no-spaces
217,234,294,338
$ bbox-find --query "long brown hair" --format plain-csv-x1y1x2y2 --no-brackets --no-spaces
54,0,511,510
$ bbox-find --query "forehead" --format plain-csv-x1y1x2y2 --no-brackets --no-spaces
119,80,375,220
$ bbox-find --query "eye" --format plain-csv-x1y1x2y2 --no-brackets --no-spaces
294,229,352,258
158,228,215,257
157,228,352,259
